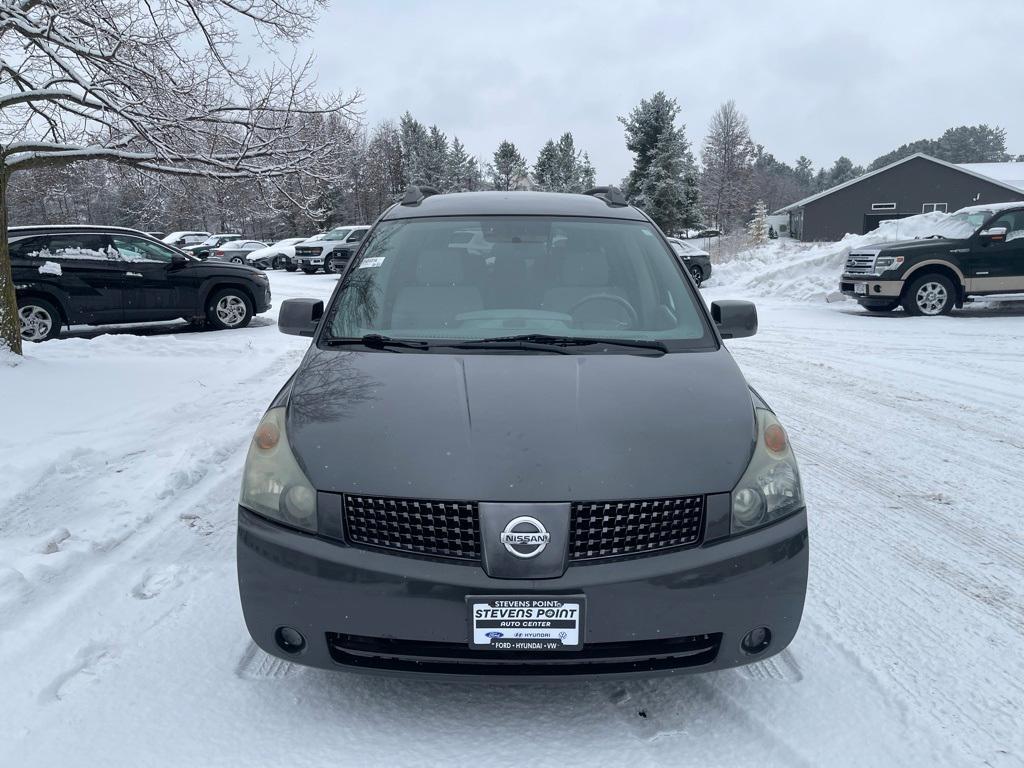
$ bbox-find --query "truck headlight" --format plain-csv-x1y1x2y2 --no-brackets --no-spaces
731,409,804,533
873,255,904,273
239,407,317,532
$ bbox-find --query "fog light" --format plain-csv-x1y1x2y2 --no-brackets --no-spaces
741,626,771,655
275,626,306,654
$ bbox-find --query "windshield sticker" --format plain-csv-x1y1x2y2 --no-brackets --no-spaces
359,256,385,269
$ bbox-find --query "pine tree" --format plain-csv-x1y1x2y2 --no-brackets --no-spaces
446,137,471,191
699,100,756,233
619,92,699,227
399,112,429,186
489,140,527,191
619,92,681,198
577,152,596,191
422,125,449,189
747,200,769,245
634,130,693,234
533,140,560,191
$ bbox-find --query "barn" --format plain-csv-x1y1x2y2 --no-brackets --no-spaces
776,153,1024,241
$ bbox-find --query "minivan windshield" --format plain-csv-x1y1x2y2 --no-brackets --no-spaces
324,216,714,351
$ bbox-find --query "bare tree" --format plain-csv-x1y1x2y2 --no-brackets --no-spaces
0,0,359,354
700,100,756,233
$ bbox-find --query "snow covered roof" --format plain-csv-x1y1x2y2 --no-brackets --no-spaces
956,162,1024,192
775,153,1024,214
953,200,1024,214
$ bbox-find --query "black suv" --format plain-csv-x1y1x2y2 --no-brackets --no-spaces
11,225,272,341
840,203,1024,315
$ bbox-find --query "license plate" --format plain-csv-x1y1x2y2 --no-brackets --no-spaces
854,283,868,295
468,595,585,651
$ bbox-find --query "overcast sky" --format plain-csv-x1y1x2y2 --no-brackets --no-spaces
291,0,1023,181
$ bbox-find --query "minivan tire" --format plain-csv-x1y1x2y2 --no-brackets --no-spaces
205,287,253,330
902,273,955,316
18,297,62,342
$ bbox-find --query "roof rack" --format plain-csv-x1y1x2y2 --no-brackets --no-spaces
401,184,441,206
583,186,628,207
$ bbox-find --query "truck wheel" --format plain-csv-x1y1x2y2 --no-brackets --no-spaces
205,288,253,330
902,274,955,316
862,301,898,313
18,297,62,341
689,265,704,285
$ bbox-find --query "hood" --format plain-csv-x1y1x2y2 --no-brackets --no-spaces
854,237,959,254
185,259,260,275
285,348,757,502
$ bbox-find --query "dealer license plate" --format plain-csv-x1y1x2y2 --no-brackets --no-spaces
468,595,585,651
854,283,868,295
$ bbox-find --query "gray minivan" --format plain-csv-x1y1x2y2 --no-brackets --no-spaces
237,187,808,678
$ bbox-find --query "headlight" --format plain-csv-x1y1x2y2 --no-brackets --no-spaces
873,255,904,273
239,407,317,532
731,408,804,534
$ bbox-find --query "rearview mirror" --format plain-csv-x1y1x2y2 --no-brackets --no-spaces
711,300,757,339
979,226,1007,243
279,298,324,337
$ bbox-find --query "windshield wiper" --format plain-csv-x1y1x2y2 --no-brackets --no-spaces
323,334,430,351
457,333,669,353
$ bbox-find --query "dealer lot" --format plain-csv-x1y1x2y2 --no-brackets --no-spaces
0,270,1021,766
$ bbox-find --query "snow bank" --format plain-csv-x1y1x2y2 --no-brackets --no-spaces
706,211,951,301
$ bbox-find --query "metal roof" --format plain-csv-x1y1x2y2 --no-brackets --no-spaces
956,162,1024,193
774,153,1024,214
383,190,647,220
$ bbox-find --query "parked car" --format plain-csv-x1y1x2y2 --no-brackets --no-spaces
11,225,272,341
693,229,722,239
282,233,325,271
245,237,308,270
293,225,370,274
237,186,807,678
209,239,268,264
183,233,241,260
161,230,210,248
668,237,714,286
839,202,1024,315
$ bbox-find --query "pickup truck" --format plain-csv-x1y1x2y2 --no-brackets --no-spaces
840,202,1024,315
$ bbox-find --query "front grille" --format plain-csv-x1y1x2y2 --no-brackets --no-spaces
295,247,322,258
844,253,877,275
343,494,707,564
570,496,704,561
344,495,480,560
326,631,721,675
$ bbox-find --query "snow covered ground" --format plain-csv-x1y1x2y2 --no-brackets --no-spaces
2,263,1023,767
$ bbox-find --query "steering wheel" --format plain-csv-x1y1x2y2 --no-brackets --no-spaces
568,293,639,329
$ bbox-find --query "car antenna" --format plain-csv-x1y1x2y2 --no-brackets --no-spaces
401,184,441,206
582,186,629,207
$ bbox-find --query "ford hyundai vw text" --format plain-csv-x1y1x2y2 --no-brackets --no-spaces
236,187,808,678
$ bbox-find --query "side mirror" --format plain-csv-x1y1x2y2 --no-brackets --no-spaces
279,298,324,337
979,226,1007,243
711,300,757,339
170,254,188,268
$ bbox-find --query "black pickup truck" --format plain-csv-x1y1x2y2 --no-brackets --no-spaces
11,225,272,341
840,203,1024,315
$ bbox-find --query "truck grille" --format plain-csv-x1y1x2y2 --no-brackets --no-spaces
570,497,704,561
844,253,877,275
294,247,322,258
342,494,706,563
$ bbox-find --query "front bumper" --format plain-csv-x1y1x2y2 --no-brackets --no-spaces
840,276,904,299
237,505,808,680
